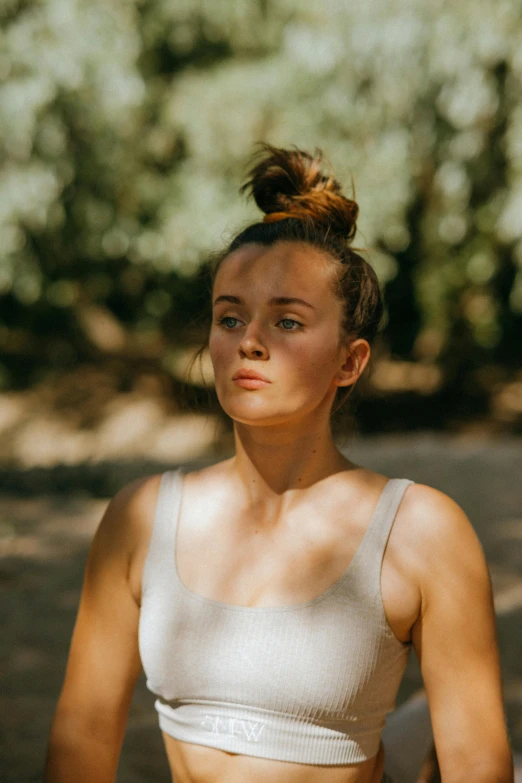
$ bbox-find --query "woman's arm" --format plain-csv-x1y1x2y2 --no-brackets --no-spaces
44,474,161,783
408,484,514,783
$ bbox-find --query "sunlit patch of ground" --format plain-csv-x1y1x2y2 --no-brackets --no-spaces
0,384,223,468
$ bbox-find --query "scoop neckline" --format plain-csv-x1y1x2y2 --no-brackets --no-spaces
169,468,396,613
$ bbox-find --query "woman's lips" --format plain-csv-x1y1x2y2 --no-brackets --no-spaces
232,370,271,389
233,377,270,389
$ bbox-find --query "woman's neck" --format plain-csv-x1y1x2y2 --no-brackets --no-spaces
230,419,356,503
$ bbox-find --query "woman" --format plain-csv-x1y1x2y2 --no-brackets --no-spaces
44,144,513,783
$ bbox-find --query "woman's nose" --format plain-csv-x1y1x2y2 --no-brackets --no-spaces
238,323,269,359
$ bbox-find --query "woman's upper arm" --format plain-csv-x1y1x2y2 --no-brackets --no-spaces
409,485,514,783
53,474,162,739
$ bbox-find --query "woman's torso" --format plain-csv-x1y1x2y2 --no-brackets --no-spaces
129,459,422,783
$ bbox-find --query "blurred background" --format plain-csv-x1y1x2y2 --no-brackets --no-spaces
0,1,521,781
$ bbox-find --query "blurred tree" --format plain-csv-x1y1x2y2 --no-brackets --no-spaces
0,0,521,420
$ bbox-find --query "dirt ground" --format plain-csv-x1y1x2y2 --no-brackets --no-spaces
1,432,522,782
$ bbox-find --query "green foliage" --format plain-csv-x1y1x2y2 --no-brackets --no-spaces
1,0,521,393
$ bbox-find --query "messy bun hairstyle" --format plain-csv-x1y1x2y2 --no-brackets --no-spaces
197,143,385,417
240,144,359,240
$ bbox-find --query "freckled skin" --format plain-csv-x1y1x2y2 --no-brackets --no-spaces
209,241,369,433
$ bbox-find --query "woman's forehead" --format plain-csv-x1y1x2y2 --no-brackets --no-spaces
214,241,333,295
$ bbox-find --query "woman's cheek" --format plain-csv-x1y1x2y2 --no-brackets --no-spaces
293,334,339,380
208,333,229,373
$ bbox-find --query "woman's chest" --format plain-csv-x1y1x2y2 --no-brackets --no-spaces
177,510,356,605
140,580,409,717
139,509,416,715
173,500,420,644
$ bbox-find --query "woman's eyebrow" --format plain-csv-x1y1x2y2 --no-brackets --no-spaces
213,295,315,310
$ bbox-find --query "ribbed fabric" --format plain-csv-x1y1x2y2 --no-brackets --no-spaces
139,469,414,766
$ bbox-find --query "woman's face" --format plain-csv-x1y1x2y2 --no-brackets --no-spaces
209,241,362,428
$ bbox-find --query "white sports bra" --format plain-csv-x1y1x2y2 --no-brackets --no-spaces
138,468,413,765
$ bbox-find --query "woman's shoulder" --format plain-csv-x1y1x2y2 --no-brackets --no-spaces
112,459,233,538
399,480,480,547
88,474,161,571
75,472,167,610
119,462,233,601
103,460,223,529
393,480,488,594
100,471,164,546
97,471,177,607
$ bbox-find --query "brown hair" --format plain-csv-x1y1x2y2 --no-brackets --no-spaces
189,142,385,418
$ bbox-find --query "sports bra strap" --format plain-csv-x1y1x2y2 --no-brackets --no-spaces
158,468,183,544
348,478,415,601
366,478,415,553
142,469,183,595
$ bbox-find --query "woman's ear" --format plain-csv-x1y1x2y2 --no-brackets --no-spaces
335,339,371,388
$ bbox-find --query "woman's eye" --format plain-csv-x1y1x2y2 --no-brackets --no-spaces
217,316,302,330
278,318,302,330
218,316,240,328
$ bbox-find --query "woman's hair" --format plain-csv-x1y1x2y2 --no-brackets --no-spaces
189,142,385,420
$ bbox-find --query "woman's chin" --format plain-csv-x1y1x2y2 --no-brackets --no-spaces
219,402,291,426
223,403,314,429
217,389,325,427
230,412,291,427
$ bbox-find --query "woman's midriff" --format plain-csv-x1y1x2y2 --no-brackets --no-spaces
162,734,385,783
